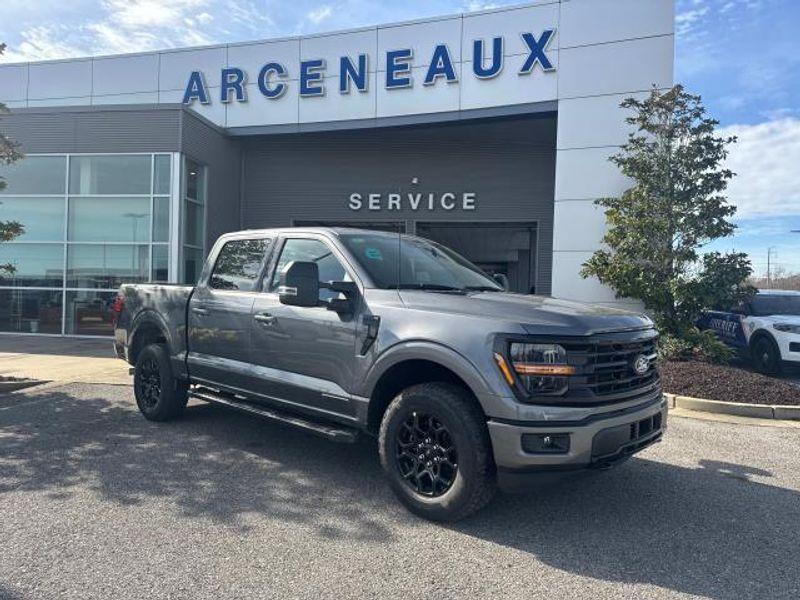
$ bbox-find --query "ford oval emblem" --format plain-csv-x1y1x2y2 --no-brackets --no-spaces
632,354,650,376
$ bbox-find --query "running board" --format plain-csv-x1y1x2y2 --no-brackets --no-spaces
189,387,359,444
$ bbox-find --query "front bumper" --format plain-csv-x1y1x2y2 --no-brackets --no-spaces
487,392,668,472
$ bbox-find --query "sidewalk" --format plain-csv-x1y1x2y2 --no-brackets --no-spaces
0,335,130,385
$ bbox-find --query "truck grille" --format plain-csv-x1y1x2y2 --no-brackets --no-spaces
563,335,660,404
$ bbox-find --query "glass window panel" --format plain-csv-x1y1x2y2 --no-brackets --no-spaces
152,244,169,282
0,244,64,287
186,160,204,202
69,155,151,195
270,238,350,301
68,196,150,242
66,244,149,289
0,289,63,334
153,155,171,195
184,200,204,247
0,197,65,241
210,239,270,291
183,247,204,284
0,156,66,195
153,196,170,242
65,290,117,336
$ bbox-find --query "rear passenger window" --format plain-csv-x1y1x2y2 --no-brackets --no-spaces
210,238,271,291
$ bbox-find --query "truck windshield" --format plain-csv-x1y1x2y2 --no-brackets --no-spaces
339,233,502,292
750,294,800,316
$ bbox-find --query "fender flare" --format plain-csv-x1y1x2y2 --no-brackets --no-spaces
129,309,174,359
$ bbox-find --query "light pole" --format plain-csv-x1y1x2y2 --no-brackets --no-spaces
766,246,778,289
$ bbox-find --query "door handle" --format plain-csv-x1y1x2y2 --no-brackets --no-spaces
254,312,276,325
191,307,210,316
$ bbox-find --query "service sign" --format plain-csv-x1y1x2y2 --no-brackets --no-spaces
182,29,556,106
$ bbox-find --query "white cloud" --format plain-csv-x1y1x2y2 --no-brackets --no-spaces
307,5,333,25
721,118,800,218
464,1,499,11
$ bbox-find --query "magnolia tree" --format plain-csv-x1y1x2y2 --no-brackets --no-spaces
0,43,25,274
581,85,755,360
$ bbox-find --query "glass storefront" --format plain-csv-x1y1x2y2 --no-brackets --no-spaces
0,153,182,336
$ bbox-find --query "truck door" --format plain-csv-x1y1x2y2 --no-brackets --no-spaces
247,235,360,420
187,235,273,390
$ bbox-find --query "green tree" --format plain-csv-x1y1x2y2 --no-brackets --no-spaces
581,85,755,342
0,42,25,275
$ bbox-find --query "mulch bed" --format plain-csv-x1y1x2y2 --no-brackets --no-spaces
660,360,800,406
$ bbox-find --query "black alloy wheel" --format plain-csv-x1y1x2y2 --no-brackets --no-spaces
136,356,162,409
395,411,458,497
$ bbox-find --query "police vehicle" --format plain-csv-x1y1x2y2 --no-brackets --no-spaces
699,290,800,374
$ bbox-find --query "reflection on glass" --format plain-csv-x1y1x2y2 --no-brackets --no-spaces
0,197,65,241
184,200,204,246
152,244,169,282
0,156,67,195
67,244,149,288
69,155,151,195
183,247,203,284
65,290,117,336
186,159,204,202
0,244,64,287
68,197,150,242
153,196,170,242
153,155,171,195
0,289,63,334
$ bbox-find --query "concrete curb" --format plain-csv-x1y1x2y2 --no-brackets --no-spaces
664,393,800,421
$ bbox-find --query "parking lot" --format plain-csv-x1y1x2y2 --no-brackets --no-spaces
1,382,799,600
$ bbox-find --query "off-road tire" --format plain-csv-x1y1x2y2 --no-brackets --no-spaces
133,343,189,421
378,382,496,522
751,336,782,375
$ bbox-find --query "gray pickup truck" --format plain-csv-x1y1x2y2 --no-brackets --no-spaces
113,227,666,521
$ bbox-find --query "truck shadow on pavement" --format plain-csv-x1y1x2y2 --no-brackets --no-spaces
2,385,798,600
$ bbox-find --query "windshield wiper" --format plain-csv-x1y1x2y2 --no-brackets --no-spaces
396,283,466,293
462,285,503,292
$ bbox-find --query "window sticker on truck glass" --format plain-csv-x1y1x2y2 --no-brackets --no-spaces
365,247,383,261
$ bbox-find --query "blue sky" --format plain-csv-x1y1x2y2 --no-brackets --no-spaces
1,0,798,275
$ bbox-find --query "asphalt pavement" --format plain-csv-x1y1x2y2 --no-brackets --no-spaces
1,383,799,600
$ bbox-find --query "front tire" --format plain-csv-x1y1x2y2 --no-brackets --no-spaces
378,382,496,522
133,343,188,421
751,336,782,375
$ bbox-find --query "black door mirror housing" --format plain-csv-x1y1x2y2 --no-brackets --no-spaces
278,261,320,307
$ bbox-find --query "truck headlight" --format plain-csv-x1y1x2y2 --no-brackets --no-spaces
774,323,800,334
494,343,575,396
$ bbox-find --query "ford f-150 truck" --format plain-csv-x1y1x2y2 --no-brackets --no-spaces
113,227,666,521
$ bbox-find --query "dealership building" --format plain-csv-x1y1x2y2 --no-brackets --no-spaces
0,0,674,336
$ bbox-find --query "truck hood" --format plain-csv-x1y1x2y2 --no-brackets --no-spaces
399,291,653,336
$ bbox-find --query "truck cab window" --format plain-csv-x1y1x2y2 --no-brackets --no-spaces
270,238,351,301
209,238,270,291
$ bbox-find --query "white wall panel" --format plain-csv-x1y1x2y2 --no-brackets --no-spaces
553,200,607,252
378,17,463,68
376,63,461,117
226,83,299,127
0,64,28,102
92,54,158,96
159,47,226,91
28,96,91,107
556,91,648,149
460,51,557,110
558,35,674,99
301,29,377,74
227,39,300,79
159,88,226,125
299,71,377,123
560,0,674,48
551,250,618,302
462,3,559,57
554,147,630,201
28,59,92,100
91,92,159,105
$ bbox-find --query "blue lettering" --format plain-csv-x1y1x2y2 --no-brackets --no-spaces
220,67,246,103
257,62,287,99
424,45,458,86
340,54,368,94
519,29,556,74
300,59,326,96
182,71,209,105
473,37,503,79
386,49,413,89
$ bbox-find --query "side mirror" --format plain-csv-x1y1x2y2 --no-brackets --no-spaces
493,273,510,291
278,261,319,307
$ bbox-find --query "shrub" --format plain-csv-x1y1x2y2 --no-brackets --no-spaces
658,327,733,364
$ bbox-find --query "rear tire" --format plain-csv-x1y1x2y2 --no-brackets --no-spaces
751,336,782,375
378,382,496,522
133,343,188,421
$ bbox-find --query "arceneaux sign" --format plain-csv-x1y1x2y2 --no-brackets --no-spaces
182,29,555,105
